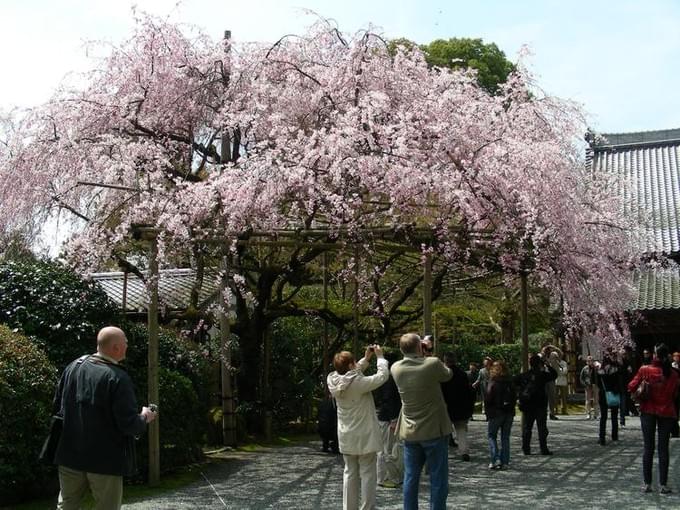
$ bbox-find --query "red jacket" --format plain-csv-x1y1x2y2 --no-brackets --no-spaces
628,361,679,418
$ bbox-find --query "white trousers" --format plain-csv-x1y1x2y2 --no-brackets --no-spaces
452,420,470,455
377,420,403,484
343,452,377,510
585,384,599,418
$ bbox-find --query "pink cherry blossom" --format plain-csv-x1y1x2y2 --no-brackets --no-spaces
0,13,646,349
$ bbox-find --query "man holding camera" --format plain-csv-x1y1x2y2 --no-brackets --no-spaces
391,333,453,510
52,326,157,510
515,353,557,456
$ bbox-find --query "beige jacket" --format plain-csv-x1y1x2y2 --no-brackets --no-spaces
391,355,453,442
327,356,389,455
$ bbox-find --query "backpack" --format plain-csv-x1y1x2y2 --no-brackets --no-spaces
518,373,539,411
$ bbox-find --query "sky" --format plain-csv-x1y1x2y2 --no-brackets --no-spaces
1,0,679,135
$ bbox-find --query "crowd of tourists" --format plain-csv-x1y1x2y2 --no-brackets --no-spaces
319,336,680,509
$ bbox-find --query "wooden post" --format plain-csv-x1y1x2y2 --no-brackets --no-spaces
262,325,272,441
147,234,160,486
122,270,128,312
219,256,236,446
423,252,433,337
220,30,232,164
353,248,360,357
322,252,329,387
520,271,529,372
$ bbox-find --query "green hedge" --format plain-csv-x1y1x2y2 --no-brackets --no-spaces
0,259,119,370
0,325,58,504
451,339,544,376
133,368,205,477
120,323,208,475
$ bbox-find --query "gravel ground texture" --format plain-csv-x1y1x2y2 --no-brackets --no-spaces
122,413,680,509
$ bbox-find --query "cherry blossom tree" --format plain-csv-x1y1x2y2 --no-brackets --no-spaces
0,13,642,406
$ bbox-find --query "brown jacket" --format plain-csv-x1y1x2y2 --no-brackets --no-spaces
391,355,453,442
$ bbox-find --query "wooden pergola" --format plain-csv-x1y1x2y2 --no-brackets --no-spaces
131,224,532,485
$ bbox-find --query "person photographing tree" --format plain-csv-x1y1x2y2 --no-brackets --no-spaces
327,344,389,510
52,326,157,510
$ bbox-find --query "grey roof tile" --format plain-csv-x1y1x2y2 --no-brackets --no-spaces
591,130,680,255
91,268,220,313
633,266,680,310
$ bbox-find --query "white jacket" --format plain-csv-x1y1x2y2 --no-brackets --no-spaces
327,356,389,455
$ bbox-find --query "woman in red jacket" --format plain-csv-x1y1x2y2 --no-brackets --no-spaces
628,344,680,494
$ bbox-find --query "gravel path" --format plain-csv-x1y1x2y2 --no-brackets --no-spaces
122,414,680,509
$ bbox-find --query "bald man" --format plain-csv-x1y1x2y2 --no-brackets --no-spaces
52,326,157,510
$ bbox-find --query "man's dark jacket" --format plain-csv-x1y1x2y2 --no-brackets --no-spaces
441,364,475,422
515,365,557,411
377,375,402,422
53,355,147,476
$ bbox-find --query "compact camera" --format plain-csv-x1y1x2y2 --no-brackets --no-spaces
149,403,158,413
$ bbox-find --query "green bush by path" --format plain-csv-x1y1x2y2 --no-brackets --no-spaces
132,368,205,478
121,323,209,476
0,259,119,370
0,325,58,504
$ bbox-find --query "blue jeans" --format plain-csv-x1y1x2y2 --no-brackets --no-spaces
403,436,449,510
488,413,513,465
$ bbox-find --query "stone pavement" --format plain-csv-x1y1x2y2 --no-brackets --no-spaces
123,414,680,509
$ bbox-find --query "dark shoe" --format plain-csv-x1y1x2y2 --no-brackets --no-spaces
540,449,553,456
598,439,606,446
461,454,470,462
523,449,531,455
612,436,619,442
379,480,400,489
641,484,652,493
549,414,558,420
660,486,673,494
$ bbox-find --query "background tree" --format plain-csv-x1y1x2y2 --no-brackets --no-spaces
389,36,515,94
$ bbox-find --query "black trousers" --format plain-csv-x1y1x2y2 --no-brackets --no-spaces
522,407,549,453
598,390,619,442
640,413,674,486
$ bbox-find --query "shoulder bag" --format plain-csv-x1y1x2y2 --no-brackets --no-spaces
601,377,620,408
37,355,90,465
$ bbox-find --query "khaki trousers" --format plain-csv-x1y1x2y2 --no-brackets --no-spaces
57,465,123,510
343,452,377,510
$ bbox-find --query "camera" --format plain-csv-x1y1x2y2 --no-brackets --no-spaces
149,403,158,413
368,346,375,352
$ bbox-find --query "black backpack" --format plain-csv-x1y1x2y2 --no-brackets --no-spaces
518,373,539,411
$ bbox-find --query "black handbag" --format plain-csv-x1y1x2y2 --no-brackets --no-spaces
38,414,63,464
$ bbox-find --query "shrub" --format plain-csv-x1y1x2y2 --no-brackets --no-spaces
134,368,204,477
484,344,524,376
0,259,119,370
269,316,322,429
120,322,208,474
0,325,58,504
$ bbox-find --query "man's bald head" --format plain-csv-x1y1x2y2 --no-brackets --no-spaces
400,333,422,355
97,326,128,361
